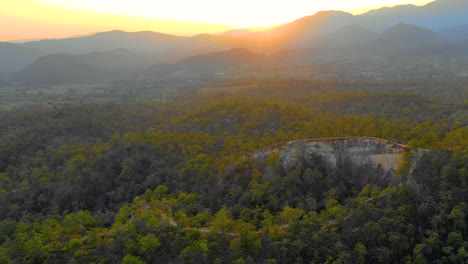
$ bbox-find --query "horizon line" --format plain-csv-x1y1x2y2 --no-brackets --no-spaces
2,0,435,42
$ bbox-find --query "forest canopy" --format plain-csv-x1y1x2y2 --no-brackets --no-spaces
0,80,466,264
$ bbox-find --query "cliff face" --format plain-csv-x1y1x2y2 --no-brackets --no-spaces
244,137,412,185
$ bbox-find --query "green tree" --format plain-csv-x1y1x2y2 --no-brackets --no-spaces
122,254,146,264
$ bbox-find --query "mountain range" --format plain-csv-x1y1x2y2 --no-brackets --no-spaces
134,48,269,80
15,49,160,85
2,0,468,84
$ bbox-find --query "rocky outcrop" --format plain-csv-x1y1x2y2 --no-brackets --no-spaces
244,137,413,185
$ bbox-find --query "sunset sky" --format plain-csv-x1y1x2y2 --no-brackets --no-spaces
1,0,434,41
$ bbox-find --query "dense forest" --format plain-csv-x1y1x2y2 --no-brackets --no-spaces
0,80,466,263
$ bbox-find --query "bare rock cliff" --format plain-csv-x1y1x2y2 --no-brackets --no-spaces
243,137,414,185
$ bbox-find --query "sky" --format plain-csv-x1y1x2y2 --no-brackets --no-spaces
1,0,434,41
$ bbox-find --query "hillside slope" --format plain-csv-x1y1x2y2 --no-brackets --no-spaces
0,42,43,71
15,49,158,85
137,48,268,79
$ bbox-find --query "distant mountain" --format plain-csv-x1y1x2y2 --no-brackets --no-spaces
272,25,377,62
137,48,268,79
21,30,184,55
12,0,468,57
325,23,442,58
235,0,468,50
236,0,468,50
3,0,468,84
14,11,359,58
73,49,159,72
439,23,468,41
246,11,355,49
161,34,245,62
319,25,377,47
16,55,107,85
374,23,442,53
179,48,266,70
15,49,159,85
276,23,444,63
18,30,246,63
359,0,468,31
0,42,43,71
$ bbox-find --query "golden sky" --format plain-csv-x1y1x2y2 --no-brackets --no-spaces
1,0,434,41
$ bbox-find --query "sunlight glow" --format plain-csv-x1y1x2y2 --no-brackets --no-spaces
1,0,434,41
36,0,434,27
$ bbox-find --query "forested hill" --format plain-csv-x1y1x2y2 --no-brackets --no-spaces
0,84,466,263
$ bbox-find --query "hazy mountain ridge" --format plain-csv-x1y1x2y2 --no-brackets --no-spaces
249,11,356,48
179,48,267,68
20,30,185,55
0,42,43,72
356,23,442,56
359,0,468,30
439,23,468,41
4,0,468,84
274,23,448,63
15,54,112,85
13,1,468,52
135,48,268,79
14,49,160,85
237,0,468,49
13,0,468,56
